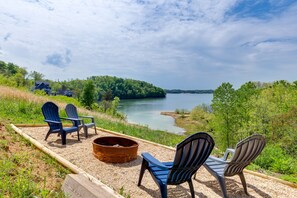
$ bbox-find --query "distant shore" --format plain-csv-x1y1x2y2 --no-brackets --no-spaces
161,111,208,135
161,111,187,133
165,89,214,94
160,111,190,120
160,111,179,119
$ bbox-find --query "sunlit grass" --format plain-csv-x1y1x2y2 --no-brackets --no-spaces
0,85,184,147
0,124,69,197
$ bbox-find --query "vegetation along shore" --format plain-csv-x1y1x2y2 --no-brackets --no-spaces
162,81,297,183
0,59,296,196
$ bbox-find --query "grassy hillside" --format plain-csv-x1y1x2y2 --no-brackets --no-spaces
0,85,185,196
0,85,184,146
0,122,70,197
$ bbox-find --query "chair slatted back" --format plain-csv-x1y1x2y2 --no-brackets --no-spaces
65,104,81,126
41,102,61,131
167,132,214,184
65,104,79,118
224,135,266,176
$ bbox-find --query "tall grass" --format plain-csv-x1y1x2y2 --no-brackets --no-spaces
0,86,184,147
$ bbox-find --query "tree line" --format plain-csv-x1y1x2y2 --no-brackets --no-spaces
0,60,166,100
165,89,214,94
0,60,165,118
89,76,166,99
210,81,297,158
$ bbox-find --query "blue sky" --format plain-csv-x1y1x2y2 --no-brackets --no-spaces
0,0,297,89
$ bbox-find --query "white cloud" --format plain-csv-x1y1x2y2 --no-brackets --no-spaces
0,0,296,89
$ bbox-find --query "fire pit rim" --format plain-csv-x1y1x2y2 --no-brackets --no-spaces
92,136,139,149
92,136,139,163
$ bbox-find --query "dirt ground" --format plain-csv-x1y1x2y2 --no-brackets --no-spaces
19,126,297,198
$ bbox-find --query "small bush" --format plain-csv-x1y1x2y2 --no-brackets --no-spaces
272,157,296,174
254,144,297,175
175,109,189,114
190,105,212,121
34,89,47,96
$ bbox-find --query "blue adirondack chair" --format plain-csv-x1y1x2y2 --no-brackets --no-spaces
65,103,97,138
138,132,215,198
41,102,82,145
195,134,266,198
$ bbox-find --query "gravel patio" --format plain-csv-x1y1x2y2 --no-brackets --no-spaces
18,126,297,198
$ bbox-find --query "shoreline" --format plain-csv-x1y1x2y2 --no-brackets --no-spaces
160,111,179,119
160,111,190,119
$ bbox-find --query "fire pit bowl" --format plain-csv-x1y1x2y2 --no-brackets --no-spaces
92,136,139,163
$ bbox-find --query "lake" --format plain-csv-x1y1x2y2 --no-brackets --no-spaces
118,93,213,134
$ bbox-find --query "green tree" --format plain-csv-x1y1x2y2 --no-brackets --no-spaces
109,96,120,115
6,63,18,76
50,82,62,94
13,72,26,87
17,67,28,77
235,81,258,138
271,107,297,157
211,82,237,149
0,61,7,74
102,89,113,101
189,104,213,132
81,80,96,108
28,71,44,82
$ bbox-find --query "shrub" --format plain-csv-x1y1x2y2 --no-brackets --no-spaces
254,144,297,174
34,89,47,96
175,109,189,114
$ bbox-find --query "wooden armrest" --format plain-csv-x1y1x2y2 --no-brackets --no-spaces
141,152,170,170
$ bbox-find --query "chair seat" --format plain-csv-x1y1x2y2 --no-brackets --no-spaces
84,123,95,128
52,126,79,134
204,157,227,176
149,162,173,184
64,126,80,133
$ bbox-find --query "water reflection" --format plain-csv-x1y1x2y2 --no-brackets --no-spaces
118,94,213,134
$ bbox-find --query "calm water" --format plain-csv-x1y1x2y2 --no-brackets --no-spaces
118,94,213,134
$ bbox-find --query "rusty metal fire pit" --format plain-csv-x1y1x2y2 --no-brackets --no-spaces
92,136,139,163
